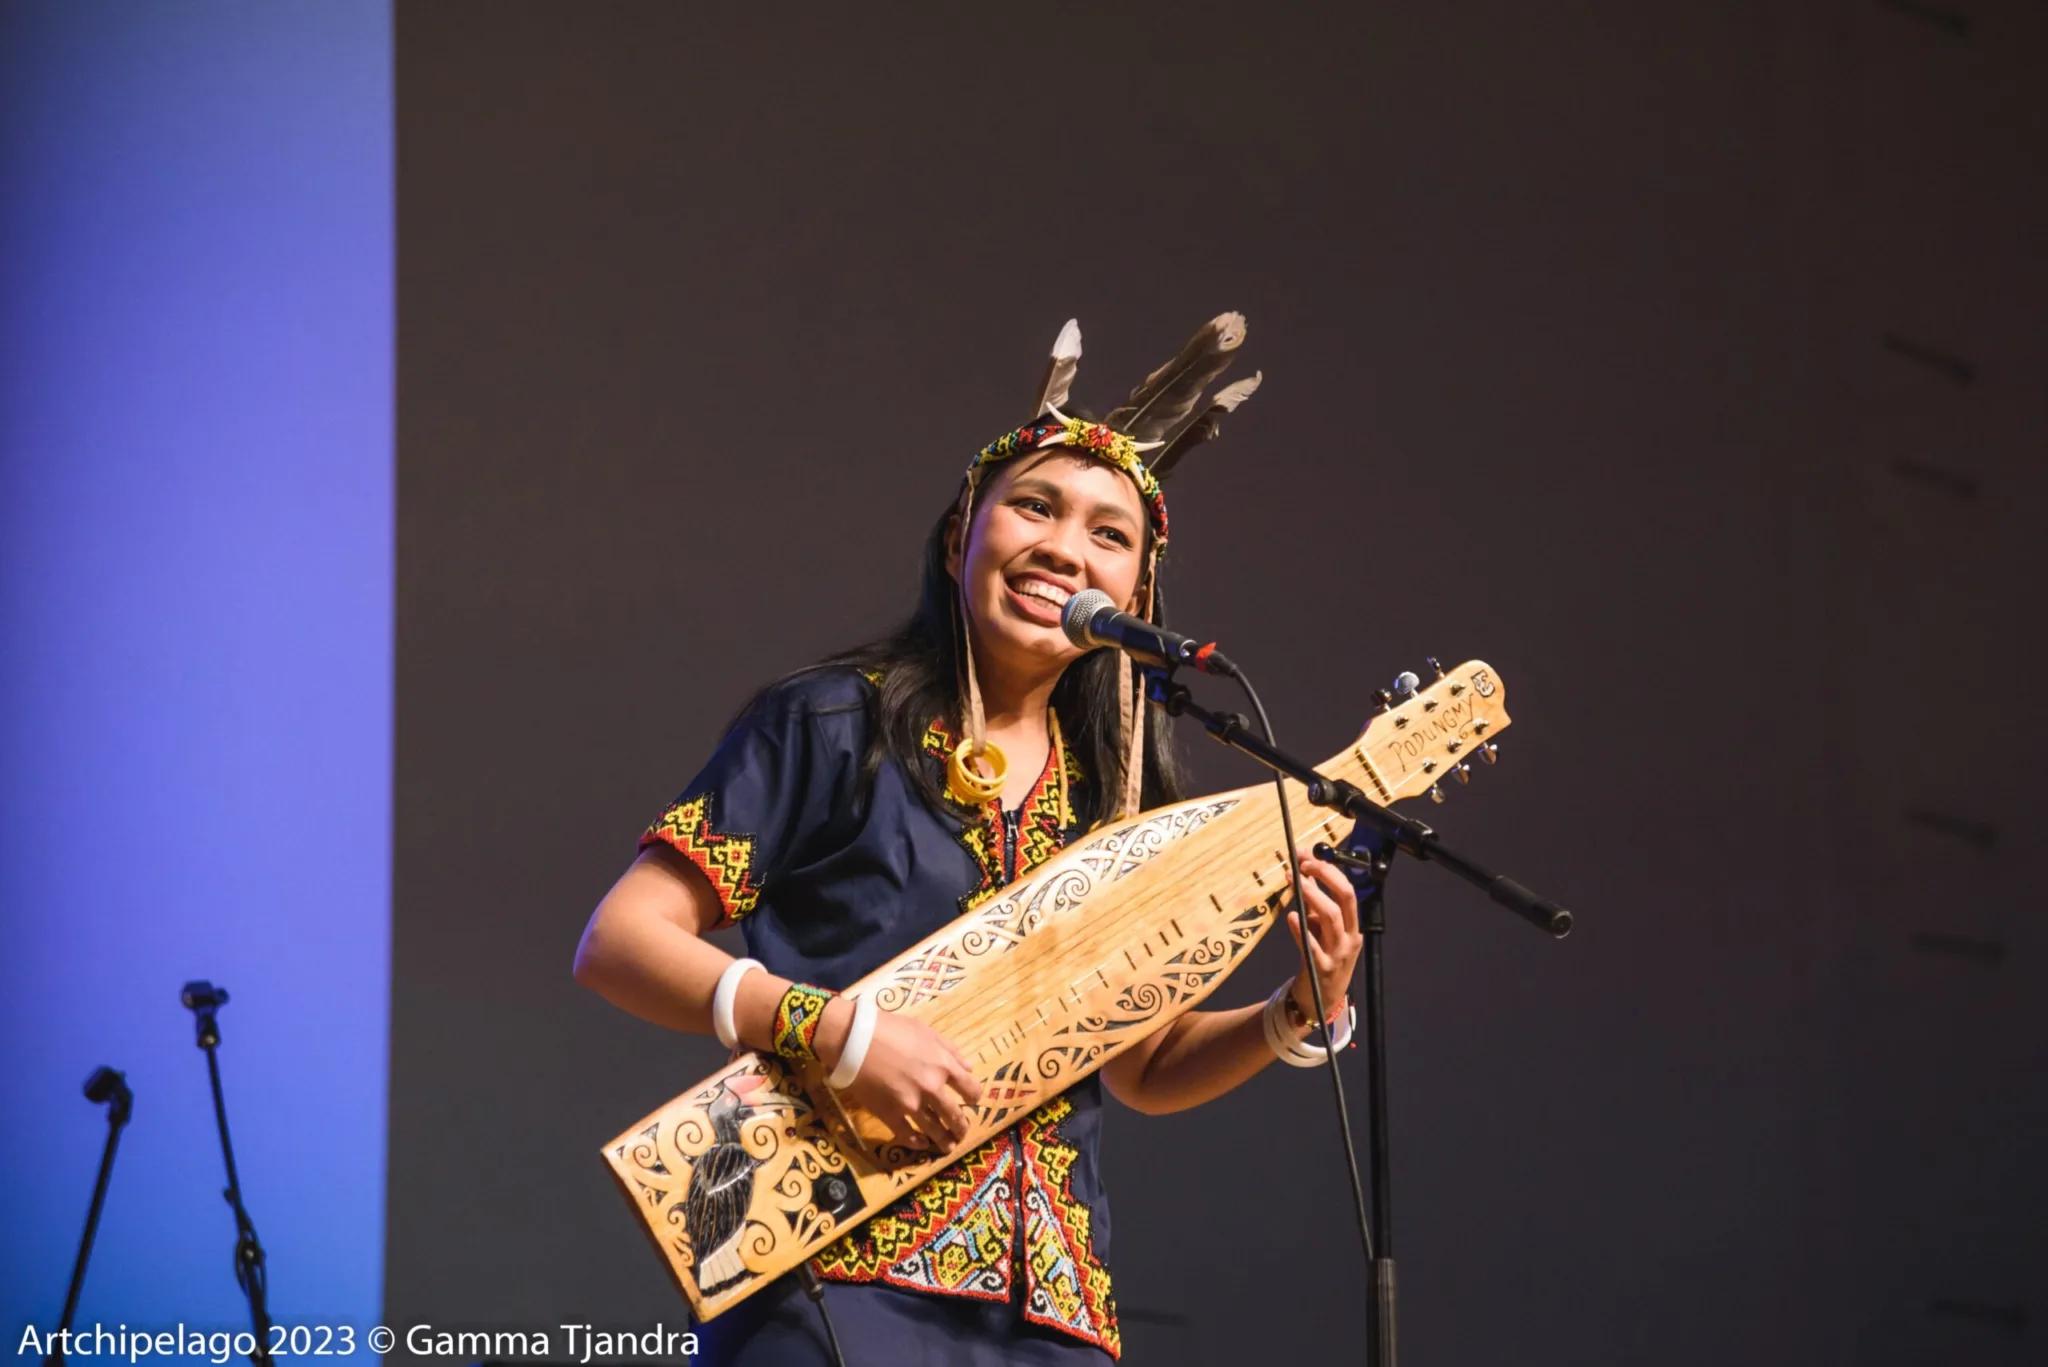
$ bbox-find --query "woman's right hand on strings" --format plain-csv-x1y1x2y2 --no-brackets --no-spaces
824,1004,983,1153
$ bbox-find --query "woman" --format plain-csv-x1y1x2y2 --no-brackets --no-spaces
574,315,1363,1365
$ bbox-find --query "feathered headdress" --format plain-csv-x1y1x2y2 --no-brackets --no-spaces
948,314,1262,818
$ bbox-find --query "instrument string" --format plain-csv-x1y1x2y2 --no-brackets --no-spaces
961,802,1351,1087
1232,672,1378,1273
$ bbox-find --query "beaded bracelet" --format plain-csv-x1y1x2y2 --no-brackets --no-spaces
771,982,836,1064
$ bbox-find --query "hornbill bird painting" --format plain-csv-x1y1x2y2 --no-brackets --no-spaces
685,1072,771,1294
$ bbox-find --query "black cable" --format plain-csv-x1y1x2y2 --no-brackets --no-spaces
795,1265,849,1367
1234,669,1377,1266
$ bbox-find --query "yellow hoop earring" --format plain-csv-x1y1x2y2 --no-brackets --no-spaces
946,739,1007,806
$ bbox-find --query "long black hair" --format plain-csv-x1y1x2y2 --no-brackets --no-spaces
811,492,1186,830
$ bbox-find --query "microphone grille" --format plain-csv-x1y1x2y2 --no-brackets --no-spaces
84,1066,123,1103
1062,589,1115,648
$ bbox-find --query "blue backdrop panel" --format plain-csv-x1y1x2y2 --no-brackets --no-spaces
0,0,392,1336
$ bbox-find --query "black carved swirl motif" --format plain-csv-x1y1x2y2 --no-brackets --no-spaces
873,1138,924,1169
625,1123,668,1176
774,1144,825,1197
1104,799,1238,882
742,1215,779,1263
1052,982,1167,1037
1175,933,1234,968
957,918,1015,960
741,1110,784,1163
872,976,914,1015
661,1199,694,1271
1115,981,1164,1015
1008,879,1055,940
674,1115,712,1155
668,1229,696,1271
1108,815,1175,877
1025,866,1097,933
1035,1040,1104,1081
763,1149,865,1249
946,802,1244,968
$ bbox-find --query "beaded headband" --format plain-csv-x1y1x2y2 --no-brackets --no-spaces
950,314,1262,820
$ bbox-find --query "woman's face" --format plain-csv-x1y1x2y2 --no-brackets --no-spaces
948,452,1150,683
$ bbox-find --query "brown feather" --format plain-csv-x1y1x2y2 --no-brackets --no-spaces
1104,312,1247,440
1146,371,1262,481
1030,318,1083,419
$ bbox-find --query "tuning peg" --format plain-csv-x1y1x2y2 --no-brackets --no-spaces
1425,656,1445,679
1452,762,1471,785
1370,688,1394,714
1428,784,1446,804
1478,742,1499,765
1392,671,1420,698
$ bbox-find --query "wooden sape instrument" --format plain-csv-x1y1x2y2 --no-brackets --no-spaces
602,660,1510,1321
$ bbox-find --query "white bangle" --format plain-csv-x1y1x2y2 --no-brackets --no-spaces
1263,982,1355,1067
827,994,878,1090
1260,982,1297,1061
712,958,763,1051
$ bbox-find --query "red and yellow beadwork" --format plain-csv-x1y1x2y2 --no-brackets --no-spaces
771,982,834,1063
639,793,762,928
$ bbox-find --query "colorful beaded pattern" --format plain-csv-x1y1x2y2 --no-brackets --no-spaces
812,718,1119,1355
771,982,834,1063
638,793,762,928
1018,1098,1119,1354
810,1134,1017,1300
921,714,1071,914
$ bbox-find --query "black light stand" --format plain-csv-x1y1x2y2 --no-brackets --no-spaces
45,1067,133,1367
181,981,274,1366
1144,666,1571,1367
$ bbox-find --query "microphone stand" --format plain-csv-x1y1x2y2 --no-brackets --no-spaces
181,982,274,1366
1143,667,1571,1367
45,1068,133,1367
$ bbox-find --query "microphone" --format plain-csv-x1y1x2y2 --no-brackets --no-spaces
83,1066,132,1125
1061,589,1238,677
181,979,228,1049
180,980,229,1011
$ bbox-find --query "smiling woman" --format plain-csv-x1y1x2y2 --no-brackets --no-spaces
953,454,1147,709
572,316,1364,1365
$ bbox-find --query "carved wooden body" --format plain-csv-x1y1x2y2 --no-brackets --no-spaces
603,660,1510,1321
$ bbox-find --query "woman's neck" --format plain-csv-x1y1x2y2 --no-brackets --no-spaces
975,661,1060,811
975,666,1059,733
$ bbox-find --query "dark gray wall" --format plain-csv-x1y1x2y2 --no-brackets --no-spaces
389,3,2047,1362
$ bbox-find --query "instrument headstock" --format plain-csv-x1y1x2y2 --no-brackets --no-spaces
1345,658,1509,805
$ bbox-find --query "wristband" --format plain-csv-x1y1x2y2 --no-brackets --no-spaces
1281,984,1349,1033
712,958,763,1050
772,982,836,1064
827,995,878,1089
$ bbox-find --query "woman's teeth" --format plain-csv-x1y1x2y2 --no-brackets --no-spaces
1014,580,1073,607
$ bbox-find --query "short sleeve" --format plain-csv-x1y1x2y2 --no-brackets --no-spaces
637,671,866,929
